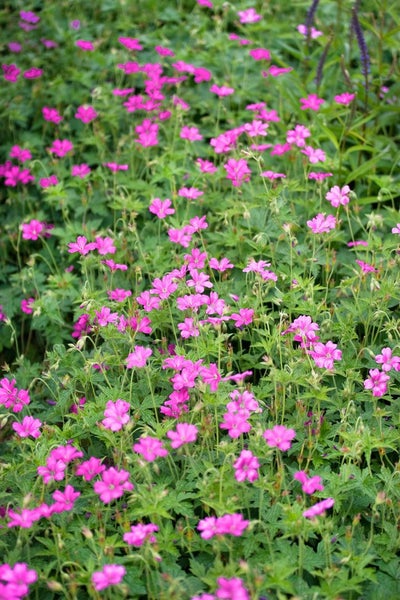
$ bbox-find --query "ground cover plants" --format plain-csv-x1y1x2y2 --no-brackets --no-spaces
0,0,399,598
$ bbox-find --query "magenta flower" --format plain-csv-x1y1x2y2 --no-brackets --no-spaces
391,223,400,234
0,378,30,413
220,410,251,438
126,345,153,368
93,467,134,503
23,68,43,79
178,186,204,200
375,348,400,372
326,185,351,207
307,213,336,233
198,513,249,539
42,107,63,123
71,163,91,178
230,308,254,328
178,317,200,338
40,175,58,188
308,341,342,370
123,523,158,546
294,471,324,494
108,288,132,302
249,48,271,61
303,497,335,518
118,36,143,51
133,436,168,461
92,564,126,591
216,577,249,600
282,315,320,345
233,449,260,482
75,457,105,481
9,145,32,163
364,369,390,397
75,105,97,123
48,139,73,157
167,423,198,448
102,399,130,431
297,24,322,38
355,259,377,274
151,274,178,299
2,63,20,83
37,456,66,484
21,298,35,315
20,10,40,23
300,93,325,111
263,425,296,451
21,220,45,240
51,485,81,513
76,40,94,51
12,416,41,439
224,158,251,187
0,562,37,597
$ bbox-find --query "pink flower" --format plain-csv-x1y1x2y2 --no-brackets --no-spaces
180,126,203,141
167,423,198,448
197,0,213,7
71,163,91,178
249,48,271,61
102,399,130,431
8,42,22,52
261,170,286,180
233,450,260,482
308,341,342,370
75,105,97,123
155,44,175,56
178,317,200,338
133,436,168,461
75,457,105,481
308,171,333,181
263,425,296,451
103,162,128,172
92,564,126,591
108,288,132,302
21,220,45,240
302,145,326,163
307,213,336,233
76,40,94,51
294,471,324,494
210,84,235,97
93,467,134,503
151,274,178,299
37,456,66,484
126,346,153,368
51,485,81,513
12,416,41,439
334,92,355,105
149,198,175,218
224,158,251,187
198,513,249,539
220,411,251,438
303,498,335,518
265,65,293,76
209,257,234,271
123,523,158,546
237,8,262,23
286,124,311,147
216,577,249,600
94,236,116,255
355,259,377,273
178,186,204,200
48,139,73,157
282,315,319,345
196,158,218,173
326,185,351,207
300,94,325,110
364,369,390,397
297,24,323,39
391,223,400,234
20,10,40,23
375,348,400,372
231,308,254,328
135,118,159,147
68,235,96,255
